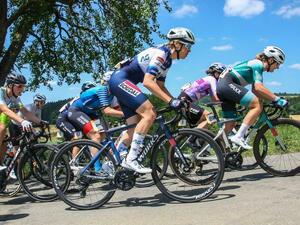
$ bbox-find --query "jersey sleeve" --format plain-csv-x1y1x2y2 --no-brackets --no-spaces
146,49,168,78
207,76,218,97
249,60,264,84
96,86,111,108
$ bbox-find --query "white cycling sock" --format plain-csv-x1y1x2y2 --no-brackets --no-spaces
126,132,145,162
235,123,250,139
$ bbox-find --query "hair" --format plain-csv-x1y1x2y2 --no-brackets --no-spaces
256,53,269,62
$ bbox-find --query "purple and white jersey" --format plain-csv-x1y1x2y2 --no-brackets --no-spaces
183,76,217,102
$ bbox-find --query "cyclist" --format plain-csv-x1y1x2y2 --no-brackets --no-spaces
66,76,123,173
109,27,196,173
216,46,288,149
56,81,97,141
0,73,43,170
179,62,226,128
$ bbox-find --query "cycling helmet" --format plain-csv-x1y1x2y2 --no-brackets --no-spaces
206,62,227,74
167,27,195,45
81,81,96,92
100,71,114,85
5,72,27,85
33,94,46,102
263,46,285,64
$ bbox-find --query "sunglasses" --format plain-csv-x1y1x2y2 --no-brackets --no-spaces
183,43,192,51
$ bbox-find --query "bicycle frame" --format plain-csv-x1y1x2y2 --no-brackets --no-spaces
77,113,190,177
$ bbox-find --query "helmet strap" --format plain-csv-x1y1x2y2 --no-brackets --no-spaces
11,84,18,98
176,44,184,60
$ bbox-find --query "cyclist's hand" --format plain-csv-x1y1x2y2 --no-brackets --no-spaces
21,120,33,132
169,98,184,110
273,97,288,108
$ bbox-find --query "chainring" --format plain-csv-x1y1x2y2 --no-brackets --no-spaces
114,169,136,191
225,152,243,169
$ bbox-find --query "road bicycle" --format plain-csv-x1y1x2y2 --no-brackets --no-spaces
51,107,225,209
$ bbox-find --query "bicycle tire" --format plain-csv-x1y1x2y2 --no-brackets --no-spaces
151,128,225,203
17,144,60,201
51,140,116,210
253,118,300,176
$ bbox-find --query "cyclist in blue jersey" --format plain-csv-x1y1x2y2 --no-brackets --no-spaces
56,81,96,141
109,27,196,173
217,46,288,149
179,62,226,128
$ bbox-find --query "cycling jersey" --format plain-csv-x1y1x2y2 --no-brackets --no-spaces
183,76,218,102
71,86,114,117
109,45,172,119
217,59,263,118
0,87,24,126
24,103,41,119
228,59,264,86
59,97,79,113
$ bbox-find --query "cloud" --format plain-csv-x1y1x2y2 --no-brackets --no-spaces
275,5,300,18
211,44,233,51
266,81,282,86
224,0,265,18
173,4,198,18
47,80,57,86
175,76,184,80
289,63,300,70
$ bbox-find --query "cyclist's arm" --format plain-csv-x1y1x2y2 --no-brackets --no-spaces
252,83,277,101
143,74,172,103
102,106,124,118
157,80,173,98
20,107,41,124
0,104,24,124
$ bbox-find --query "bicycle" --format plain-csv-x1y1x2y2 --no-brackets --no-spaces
14,124,62,201
199,101,300,176
51,107,225,209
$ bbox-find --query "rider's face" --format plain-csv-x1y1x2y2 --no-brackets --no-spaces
178,44,191,59
12,84,25,96
268,58,280,72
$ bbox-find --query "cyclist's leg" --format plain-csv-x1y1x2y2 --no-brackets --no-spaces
0,114,10,165
109,76,154,173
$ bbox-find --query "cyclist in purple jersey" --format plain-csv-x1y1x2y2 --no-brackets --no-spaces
178,63,226,128
109,27,196,173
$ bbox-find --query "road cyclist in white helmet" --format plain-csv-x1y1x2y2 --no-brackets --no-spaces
179,62,226,128
216,46,288,149
0,73,44,173
108,27,196,173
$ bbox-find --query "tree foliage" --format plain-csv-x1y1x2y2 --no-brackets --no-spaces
0,0,171,88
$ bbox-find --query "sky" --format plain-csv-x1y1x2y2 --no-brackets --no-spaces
21,0,300,104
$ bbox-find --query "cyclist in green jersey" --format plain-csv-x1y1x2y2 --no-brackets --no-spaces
0,73,43,170
216,46,288,149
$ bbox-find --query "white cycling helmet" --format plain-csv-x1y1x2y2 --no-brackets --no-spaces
33,94,46,102
100,71,114,85
263,46,285,64
167,27,195,45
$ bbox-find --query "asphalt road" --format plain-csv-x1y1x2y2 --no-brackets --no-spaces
1,168,299,225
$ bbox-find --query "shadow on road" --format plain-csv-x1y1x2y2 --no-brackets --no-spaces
0,213,29,223
1,195,34,205
224,172,273,183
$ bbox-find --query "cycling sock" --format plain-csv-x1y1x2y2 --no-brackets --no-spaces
94,159,102,172
127,132,145,162
236,123,250,139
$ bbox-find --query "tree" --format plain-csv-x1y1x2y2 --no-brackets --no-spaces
0,0,171,88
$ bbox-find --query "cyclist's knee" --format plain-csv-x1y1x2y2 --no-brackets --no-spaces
0,123,6,133
249,97,262,112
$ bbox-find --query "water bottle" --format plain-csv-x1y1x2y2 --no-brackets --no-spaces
117,142,128,160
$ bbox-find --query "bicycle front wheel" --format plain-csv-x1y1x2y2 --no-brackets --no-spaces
18,144,60,201
253,118,300,176
151,128,225,203
51,140,116,210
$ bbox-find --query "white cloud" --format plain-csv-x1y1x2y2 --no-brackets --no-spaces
47,80,57,86
175,76,183,80
266,81,282,86
211,44,233,51
224,0,265,18
275,5,300,18
289,64,300,70
173,4,198,18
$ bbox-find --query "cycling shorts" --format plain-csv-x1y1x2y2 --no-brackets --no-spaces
217,74,255,118
0,113,11,127
56,110,77,141
109,70,148,119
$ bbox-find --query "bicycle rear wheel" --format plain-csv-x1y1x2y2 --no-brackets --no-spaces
253,118,300,176
51,140,116,210
152,128,224,203
18,144,60,201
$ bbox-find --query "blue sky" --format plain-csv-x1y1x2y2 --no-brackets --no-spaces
22,0,300,104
